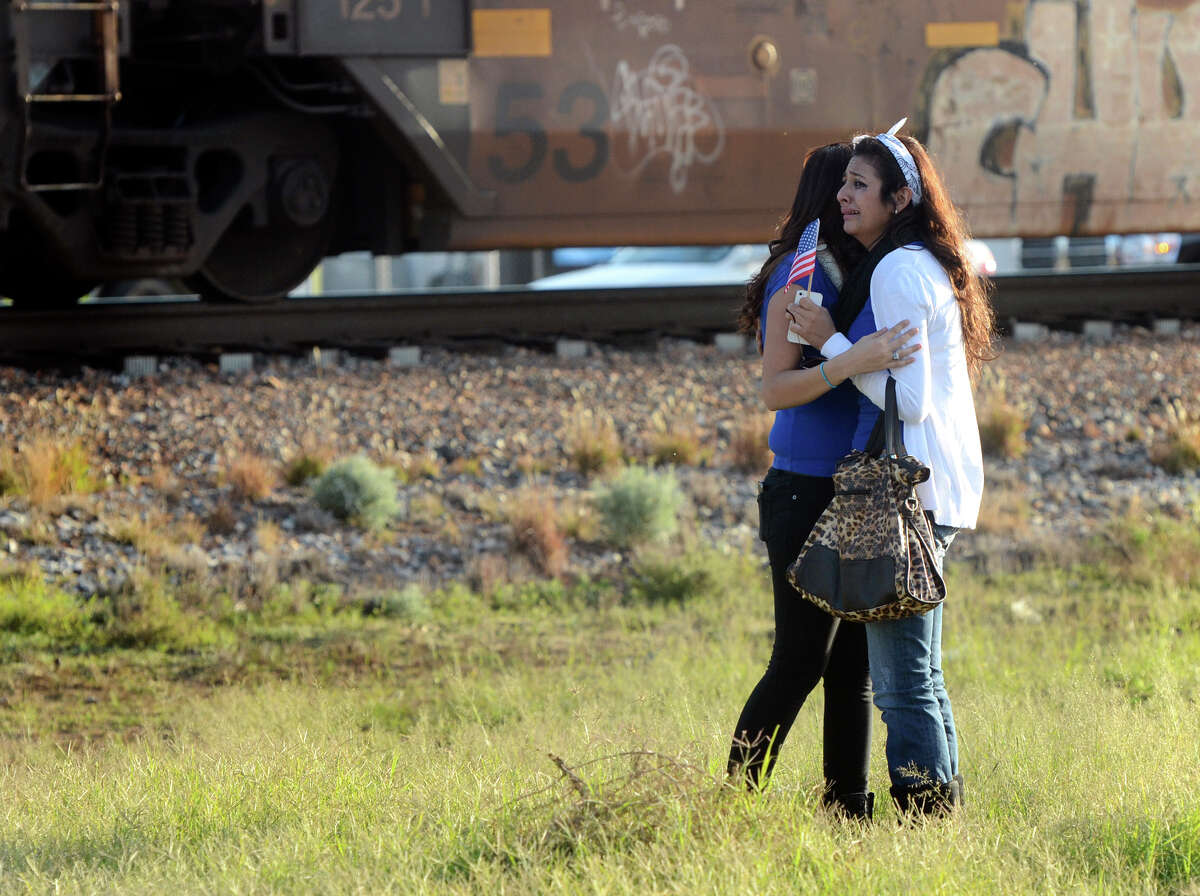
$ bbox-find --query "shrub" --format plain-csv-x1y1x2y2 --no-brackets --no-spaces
312,455,398,529
592,466,683,548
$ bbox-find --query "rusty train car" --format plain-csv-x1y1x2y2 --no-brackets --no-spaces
2,0,1198,306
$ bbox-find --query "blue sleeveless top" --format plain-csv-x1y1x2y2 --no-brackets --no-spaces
761,250,859,476
844,242,925,450
845,296,881,451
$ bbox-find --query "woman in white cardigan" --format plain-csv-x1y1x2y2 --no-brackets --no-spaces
789,121,996,818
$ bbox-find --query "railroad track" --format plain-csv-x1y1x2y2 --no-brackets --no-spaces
2,267,1199,363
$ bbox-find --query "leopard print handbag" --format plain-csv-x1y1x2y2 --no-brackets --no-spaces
787,377,947,622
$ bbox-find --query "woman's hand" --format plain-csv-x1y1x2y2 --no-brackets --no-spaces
785,293,836,347
842,321,921,376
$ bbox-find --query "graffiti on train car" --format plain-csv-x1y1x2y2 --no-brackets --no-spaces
608,2,671,39
924,0,1200,235
609,45,725,193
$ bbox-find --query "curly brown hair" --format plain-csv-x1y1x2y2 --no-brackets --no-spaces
736,142,864,346
847,134,997,373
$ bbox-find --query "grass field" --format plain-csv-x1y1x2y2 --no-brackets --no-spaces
1,510,1198,894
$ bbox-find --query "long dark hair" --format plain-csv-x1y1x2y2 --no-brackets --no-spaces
841,134,997,373
736,142,864,342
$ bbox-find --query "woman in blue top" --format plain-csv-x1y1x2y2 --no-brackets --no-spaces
727,142,920,819
789,125,996,818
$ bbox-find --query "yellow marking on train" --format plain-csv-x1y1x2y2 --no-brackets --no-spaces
925,21,1000,48
438,59,469,105
473,9,552,57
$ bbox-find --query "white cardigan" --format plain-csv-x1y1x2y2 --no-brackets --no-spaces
819,246,984,529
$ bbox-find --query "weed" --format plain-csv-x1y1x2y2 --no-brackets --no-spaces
0,577,97,645
284,453,327,486
3,434,99,504
394,450,442,482
978,401,1029,459
648,424,707,467
727,414,773,474
206,500,239,536
312,455,398,530
565,408,623,475
447,455,483,478
363,584,432,622
626,555,711,604
253,519,285,553
974,472,1031,537
407,491,447,526
1150,425,1200,474
100,578,224,650
225,452,277,501
559,494,599,542
507,489,568,578
593,466,683,548
975,371,1029,459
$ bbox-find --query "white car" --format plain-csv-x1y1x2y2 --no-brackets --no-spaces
528,245,764,289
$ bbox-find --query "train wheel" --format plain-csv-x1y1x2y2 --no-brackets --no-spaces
186,158,336,304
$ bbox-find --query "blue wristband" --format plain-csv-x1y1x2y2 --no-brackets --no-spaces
819,362,835,389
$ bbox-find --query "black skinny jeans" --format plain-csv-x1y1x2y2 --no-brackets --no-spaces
728,468,873,796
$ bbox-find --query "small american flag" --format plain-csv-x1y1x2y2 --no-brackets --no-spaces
785,218,820,288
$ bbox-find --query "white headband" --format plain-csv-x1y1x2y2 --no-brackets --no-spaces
861,118,922,206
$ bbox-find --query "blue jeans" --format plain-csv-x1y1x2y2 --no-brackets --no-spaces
864,523,958,789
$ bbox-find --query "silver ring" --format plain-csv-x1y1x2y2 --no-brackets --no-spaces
892,351,899,361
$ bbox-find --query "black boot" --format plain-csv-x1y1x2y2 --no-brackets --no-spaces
890,779,960,820
822,789,875,821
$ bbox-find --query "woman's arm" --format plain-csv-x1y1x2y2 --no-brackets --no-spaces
761,286,920,411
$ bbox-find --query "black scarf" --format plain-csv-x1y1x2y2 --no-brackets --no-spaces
831,225,918,334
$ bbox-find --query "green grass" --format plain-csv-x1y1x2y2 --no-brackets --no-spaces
0,516,1198,894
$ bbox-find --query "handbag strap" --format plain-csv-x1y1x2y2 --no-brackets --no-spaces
863,377,907,458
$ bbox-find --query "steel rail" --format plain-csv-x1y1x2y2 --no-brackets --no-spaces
1,267,1198,361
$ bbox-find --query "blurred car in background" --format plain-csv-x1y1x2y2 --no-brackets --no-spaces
528,244,764,289
965,239,998,276
1114,233,1181,266
531,240,1002,291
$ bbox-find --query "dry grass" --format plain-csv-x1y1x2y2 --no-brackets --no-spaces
564,408,623,475
392,450,442,483
0,434,99,505
223,452,277,501
108,510,208,570
507,489,569,578
974,371,1029,460
727,414,772,475
1149,424,1200,474
559,493,600,542
974,471,1032,537
648,423,709,467
206,500,238,536
447,455,483,478
282,432,337,486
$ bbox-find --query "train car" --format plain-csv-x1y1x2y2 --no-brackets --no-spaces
2,0,1199,306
